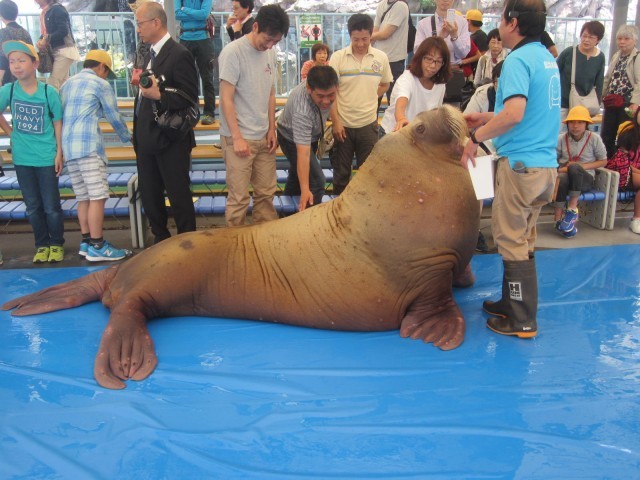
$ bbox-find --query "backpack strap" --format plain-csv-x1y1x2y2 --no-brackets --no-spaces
44,83,54,120
8,81,14,128
380,1,397,25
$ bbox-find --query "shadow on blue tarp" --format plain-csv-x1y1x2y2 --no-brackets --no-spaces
1,245,639,478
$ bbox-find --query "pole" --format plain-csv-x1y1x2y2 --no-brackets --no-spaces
165,0,177,38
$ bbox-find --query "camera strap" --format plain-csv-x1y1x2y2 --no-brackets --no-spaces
151,87,198,120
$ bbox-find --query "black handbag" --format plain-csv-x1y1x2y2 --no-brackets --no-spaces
152,87,200,141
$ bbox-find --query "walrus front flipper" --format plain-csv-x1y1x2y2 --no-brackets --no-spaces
94,306,157,390
400,280,465,351
2,266,118,316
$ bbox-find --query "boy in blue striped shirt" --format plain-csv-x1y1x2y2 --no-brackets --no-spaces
60,50,132,262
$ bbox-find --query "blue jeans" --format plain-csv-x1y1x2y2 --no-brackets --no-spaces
14,165,64,248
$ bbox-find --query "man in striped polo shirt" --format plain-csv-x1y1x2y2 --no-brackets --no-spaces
277,65,339,211
329,13,392,195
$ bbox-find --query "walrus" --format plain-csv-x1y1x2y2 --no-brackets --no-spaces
2,106,480,390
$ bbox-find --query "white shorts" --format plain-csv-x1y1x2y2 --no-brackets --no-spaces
66,153,109,201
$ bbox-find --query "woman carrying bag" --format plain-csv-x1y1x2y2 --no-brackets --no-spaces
601,24,640,158
35,0,80,89
556,21,605,122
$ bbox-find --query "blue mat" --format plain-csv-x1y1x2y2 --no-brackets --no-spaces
1,245,639,478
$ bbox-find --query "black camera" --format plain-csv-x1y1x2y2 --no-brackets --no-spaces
139,70,166,89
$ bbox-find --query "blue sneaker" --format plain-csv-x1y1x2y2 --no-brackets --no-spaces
86,241,130,262
79,242,89,257
558,208,578,232
561,225,578,238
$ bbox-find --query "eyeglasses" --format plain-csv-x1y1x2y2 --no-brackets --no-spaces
136,18,157,27
423,56,444,66
581,33,598,40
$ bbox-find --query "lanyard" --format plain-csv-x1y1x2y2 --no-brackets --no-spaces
565,132,591,163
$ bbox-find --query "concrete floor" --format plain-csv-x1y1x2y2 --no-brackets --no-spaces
0,203,637,270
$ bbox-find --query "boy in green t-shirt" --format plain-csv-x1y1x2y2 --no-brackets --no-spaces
0,41,64,263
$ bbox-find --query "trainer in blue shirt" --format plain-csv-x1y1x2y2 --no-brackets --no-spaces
60,50,132,262
176,0,216,124
460,0,560,339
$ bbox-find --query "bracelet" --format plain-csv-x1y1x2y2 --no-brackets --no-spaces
470,130,480,144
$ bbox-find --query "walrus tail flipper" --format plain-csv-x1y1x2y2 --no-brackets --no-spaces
2,266,119,316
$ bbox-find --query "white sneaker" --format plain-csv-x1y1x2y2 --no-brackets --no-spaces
630,218,640,235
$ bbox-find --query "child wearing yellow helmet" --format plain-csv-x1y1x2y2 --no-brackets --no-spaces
553,106,607,237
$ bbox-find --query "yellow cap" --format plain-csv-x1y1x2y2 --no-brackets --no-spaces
2,40,38,62
466,9,483,22
85,49,117,79
617,121,633,137
563,106,593,124
128,0,151,12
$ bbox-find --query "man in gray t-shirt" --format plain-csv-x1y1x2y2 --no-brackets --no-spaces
218,5,289,226
371,0,409,102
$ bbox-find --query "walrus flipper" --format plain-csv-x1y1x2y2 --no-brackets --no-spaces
399,281,465,351
93,306,158,390
2,266,118,316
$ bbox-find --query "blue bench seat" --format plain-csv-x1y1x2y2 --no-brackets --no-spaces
0,195,313,222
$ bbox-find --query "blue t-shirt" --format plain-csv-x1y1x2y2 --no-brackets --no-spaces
0,81,62,167
493,41,561,168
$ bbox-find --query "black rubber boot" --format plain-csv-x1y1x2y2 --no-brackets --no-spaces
483,255,536,318
486,258,538,338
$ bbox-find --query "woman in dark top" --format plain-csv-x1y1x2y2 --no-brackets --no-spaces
226,0,254,41
35,0,79,89
556,21,606,121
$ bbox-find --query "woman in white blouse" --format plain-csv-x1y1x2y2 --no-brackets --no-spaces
380,37,451,135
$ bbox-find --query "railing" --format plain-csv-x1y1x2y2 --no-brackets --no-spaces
13,12,632,98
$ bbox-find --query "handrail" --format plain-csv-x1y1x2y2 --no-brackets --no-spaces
13,12,633,98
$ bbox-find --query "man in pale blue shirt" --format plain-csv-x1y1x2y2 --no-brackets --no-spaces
60,50,132,262
414,0,470,103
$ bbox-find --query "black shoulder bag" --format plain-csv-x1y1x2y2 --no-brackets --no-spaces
152,88,200,141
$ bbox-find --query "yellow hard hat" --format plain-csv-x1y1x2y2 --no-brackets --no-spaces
617,121,633,137
466,9,483,22
563,106,593,124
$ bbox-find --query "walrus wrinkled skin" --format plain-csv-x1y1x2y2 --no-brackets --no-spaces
2,106,479,389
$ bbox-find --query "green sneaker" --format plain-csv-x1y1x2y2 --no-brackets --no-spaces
48,245,64,263
33,247,50,264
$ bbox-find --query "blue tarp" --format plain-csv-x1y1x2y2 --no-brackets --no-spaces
1,245,639,478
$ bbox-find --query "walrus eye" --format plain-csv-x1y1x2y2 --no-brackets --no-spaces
416,124,426,134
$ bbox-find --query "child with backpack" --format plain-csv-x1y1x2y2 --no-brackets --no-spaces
0,41,65,263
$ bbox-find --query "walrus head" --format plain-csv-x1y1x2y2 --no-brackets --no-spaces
407,106,469,156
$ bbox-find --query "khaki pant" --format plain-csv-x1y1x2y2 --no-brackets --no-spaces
492,158,557,261
222,135,278,226
47,51,74,90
